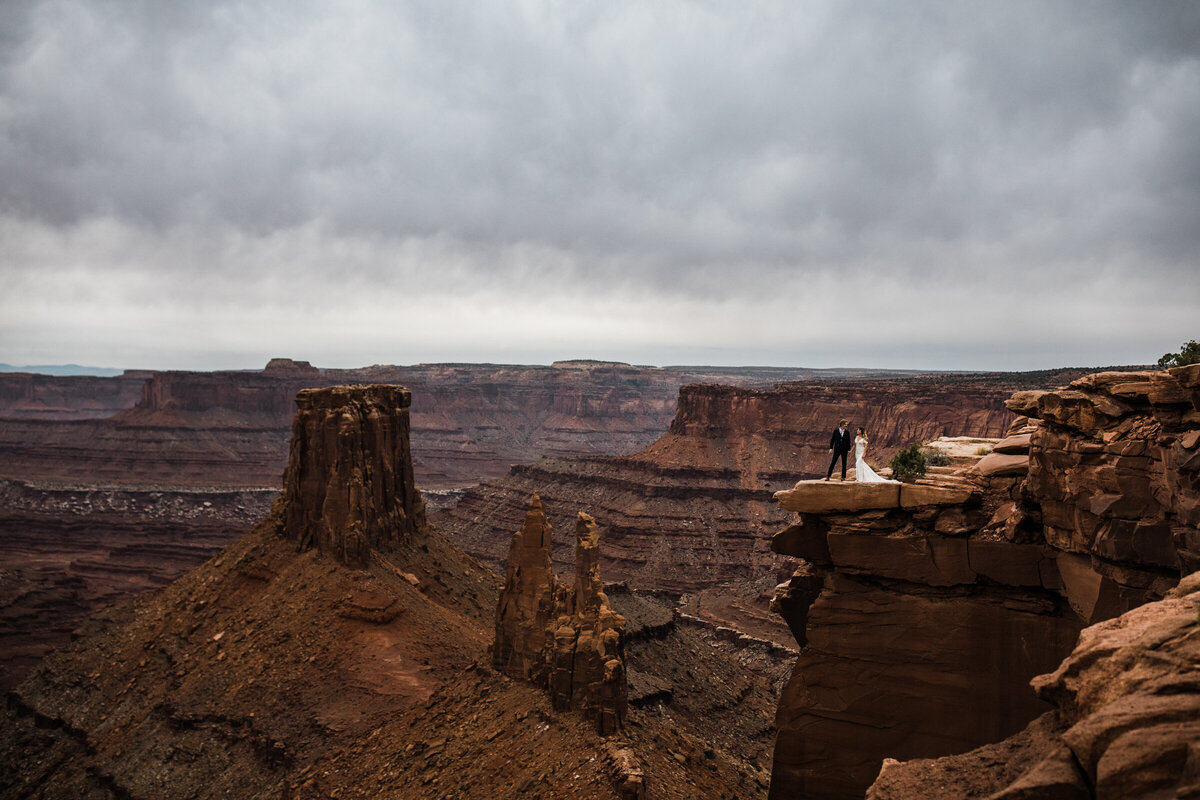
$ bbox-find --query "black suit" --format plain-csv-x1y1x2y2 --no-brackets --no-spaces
827,427,852,479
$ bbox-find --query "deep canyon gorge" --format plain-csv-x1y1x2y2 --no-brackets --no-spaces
1,358,1196,800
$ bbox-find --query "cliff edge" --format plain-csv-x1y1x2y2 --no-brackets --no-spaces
767,365,1200,800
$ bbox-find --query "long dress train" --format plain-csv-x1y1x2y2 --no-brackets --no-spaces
855,436,899,484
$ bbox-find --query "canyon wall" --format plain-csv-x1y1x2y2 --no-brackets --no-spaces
436,377,1024,607
767,365,1200,800
0,371,148,420
867,570,1200,800
0,381,781,800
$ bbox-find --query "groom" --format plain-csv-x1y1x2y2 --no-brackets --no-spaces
826,418,852,481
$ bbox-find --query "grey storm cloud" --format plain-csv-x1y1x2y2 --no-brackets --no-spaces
0,0,1198,368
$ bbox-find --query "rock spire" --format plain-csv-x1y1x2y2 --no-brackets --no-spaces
494,495,628,734
278,384,425,567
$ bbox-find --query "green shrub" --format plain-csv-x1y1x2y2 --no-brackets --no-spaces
889,444,927,482
1158,339,1200,369
921,447,950,467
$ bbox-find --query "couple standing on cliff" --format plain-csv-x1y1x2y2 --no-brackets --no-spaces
826,418,898,484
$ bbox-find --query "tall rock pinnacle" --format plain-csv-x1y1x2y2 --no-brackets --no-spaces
493,493,558,681
493,496,628,734
278,384,425,567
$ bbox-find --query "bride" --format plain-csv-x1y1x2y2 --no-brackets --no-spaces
855,428,899,484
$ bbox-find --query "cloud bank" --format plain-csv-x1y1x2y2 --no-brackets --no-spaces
1,0,1197,369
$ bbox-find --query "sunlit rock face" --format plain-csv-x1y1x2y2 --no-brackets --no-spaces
278,384,425,567
767,367,1200,800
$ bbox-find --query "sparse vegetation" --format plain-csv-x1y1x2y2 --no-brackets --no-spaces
975,446,993,456
888,444,927,482
921,447,950,467
1158,339,1200,369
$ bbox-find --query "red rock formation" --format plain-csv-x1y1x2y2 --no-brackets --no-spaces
493,494,558,680
768,468,1082,799
0,478,272,692
438,377,1027,600
867,571,1200,800
767,367,1200,800
277,385,425,567
0,359,828,691
1007,366,1200,612
0,384,766,800
494,495,628,734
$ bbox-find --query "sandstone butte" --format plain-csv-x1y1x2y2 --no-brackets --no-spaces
766,363,1200,800
0,383,790,799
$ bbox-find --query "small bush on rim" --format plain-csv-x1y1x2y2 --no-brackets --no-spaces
889,444,927,482
921,447,950,467
1158,339,1200,369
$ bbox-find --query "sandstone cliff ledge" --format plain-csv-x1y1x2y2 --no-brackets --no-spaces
278,384,426,566
767,366,1200,800
494,495,628,735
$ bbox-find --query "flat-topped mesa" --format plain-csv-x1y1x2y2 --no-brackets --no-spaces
494,496,628,734
278,384,425,567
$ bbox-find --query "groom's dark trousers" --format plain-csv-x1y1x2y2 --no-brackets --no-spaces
827,428,852,479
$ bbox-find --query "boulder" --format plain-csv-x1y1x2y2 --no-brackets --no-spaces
992,433,1032,454
773,480,972,514
972,452,1029,477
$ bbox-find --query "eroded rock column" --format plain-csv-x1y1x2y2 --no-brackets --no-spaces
494,496,628,734
278,384,425,567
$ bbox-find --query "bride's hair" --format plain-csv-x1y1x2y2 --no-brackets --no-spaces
857,427,865,437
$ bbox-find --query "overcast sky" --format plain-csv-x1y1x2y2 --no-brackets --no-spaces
1,1,1197,371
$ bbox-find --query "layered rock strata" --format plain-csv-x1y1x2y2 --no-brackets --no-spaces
439,377,1026,599
768,470,1083,799
277,385,425,567
0,371,147,420
1006,365,1200,591
767,367,1200,800
867,571,1200,800
495,495,628,734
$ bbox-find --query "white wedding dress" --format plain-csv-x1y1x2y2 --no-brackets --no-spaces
855,436,899,483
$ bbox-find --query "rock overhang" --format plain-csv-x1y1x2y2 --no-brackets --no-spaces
772,479,975,515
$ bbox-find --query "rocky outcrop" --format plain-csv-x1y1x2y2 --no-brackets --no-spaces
867,571,1200,800
767,368,1200,800
494,495,628,734
438,376,1029,601
277,385,425,567
768,466,1083,800
1007,366,1200,588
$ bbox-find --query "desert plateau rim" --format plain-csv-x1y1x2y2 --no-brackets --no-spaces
1,361,1198,799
